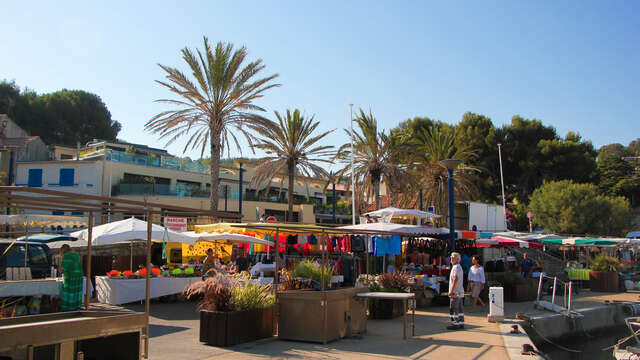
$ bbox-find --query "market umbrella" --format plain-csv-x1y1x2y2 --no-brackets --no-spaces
182,232,275,246
67,217,193,246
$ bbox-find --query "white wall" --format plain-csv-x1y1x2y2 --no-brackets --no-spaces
468,201,507,232
15,161,104,196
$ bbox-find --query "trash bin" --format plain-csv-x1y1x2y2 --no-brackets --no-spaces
488,287,504,322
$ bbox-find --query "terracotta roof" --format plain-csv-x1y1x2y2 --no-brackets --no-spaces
0,136,39,150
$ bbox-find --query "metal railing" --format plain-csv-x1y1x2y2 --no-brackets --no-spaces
536,274,574,313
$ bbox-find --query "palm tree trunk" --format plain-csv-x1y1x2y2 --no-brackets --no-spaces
287,159,295,222
209,129,222,212
372,170,381,210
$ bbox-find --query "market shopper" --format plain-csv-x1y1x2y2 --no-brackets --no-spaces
468,256,486,312
203,248,220,274
60,244,83,311
447,252,465,330
521,252,534,278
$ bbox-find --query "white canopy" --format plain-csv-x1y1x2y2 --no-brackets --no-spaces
0,214,88,227
339,222,446,235
182,232,274,246
53,217,193,248
362,207,441,222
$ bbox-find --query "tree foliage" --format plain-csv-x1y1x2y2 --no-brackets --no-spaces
528,180,631,236
0,80,120,145
247,109,334,220
146,37,280,211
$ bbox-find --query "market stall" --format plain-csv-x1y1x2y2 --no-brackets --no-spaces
0,186,240,359
95,276,199,305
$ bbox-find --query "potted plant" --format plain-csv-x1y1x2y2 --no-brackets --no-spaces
184,273,276,346
589,255,621,292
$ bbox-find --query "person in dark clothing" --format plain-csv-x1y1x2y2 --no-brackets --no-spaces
521,253,534,278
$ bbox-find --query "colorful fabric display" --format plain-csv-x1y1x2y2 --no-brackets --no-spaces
297,234,307,244
308,234,318,245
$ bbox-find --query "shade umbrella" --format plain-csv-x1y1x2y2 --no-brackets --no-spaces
182,232,274,246
338,222,446,235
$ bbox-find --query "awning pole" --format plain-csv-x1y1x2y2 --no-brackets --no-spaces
275,227,280,290
85,213,93,310
144,211,152,359
366,234,369,281
322,230,327,345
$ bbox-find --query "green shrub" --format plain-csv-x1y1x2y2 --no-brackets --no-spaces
292,259,333,288
590,255,622,272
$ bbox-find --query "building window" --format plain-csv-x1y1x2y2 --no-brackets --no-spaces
60,154,73,160
52,211,65,215
27,169,43,187
59,168,75,186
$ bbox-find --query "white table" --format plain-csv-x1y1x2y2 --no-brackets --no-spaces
250,263,276,277
357,292,415,339
0,278,92,298
95,276,200,305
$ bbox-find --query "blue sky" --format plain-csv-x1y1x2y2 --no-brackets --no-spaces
2,1,638,162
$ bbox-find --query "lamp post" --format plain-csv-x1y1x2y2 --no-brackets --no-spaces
330,171,336,224
439,159,462,252
349,104,355,224
238,161,244,219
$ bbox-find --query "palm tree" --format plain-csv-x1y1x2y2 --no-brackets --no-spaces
407,126,479,221
247,109,334,221
336,108,408,212
145,37,280,211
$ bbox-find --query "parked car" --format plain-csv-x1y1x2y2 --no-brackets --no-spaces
0,240,53,279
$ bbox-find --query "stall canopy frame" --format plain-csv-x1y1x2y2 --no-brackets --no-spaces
0,186,241,359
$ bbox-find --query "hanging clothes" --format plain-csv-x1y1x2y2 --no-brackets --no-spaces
388,235,402,255
351,236,364,252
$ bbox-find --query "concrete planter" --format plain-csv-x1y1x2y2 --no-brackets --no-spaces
589,271,619,292
199,305,276,347
277,287,367,343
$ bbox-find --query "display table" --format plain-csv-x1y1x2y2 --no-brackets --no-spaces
0,278,92,298
95,276,200,305
568,269,591,281
357,292,415,339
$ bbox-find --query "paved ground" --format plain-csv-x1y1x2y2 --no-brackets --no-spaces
111,290,640,360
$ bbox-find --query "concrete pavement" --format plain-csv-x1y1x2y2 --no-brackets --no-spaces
113,290,639,360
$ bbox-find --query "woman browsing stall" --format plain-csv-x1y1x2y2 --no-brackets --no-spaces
468,256,486,312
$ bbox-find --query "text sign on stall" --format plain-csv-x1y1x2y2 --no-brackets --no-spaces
164,217,187,232
266,216,277,223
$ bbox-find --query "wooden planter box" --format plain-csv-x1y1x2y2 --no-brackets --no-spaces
200,305,276,347
277,287,367,343
589,271,619,292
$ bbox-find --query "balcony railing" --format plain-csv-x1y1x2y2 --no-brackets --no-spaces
112,183,239,199
102,150,211,174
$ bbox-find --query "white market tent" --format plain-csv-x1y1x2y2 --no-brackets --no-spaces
362,207,441,222
339,222,446,235
51,217,193,248
182,232,274,246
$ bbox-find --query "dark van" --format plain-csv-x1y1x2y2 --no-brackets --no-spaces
0,240,52,279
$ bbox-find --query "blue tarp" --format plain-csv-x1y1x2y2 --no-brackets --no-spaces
627,231,640,239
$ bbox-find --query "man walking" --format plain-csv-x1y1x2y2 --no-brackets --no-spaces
447,252,465,330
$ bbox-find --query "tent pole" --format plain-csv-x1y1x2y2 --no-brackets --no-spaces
322,231,327,345
274,227,280,291
366,234,369,280
144,211,152,359
85,213,93,310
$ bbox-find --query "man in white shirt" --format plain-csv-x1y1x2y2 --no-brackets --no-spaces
447,252,465,330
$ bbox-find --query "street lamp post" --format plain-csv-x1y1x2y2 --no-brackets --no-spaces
349,104,355,224
330,171,337,224
439,159,462,252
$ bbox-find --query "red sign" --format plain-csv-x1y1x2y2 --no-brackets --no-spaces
266,216,277,223
527,211,533,219
164,217,187,232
